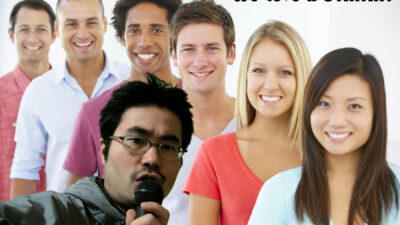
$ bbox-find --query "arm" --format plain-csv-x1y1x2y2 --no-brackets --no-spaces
188,193,220,225
66,173,86,188
126,202,169,225
10,179,37,199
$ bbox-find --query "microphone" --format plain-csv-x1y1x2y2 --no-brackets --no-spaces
133,179,164,218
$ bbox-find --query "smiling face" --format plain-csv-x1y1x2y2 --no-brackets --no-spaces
122,2,171,76
101,106,182,209
57,0,107,63
172,23,235,95
9,7,55,64
310,75,374,158
246,38,296,119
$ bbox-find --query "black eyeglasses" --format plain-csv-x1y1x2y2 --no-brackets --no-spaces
109,135,187,161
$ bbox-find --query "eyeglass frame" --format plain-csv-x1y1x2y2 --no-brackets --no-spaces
108,135,187,161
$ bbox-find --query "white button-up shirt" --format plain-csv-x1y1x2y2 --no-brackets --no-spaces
11,54,130,192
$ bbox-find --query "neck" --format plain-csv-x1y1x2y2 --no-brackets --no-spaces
128,66,180,86
18,58,51,80
326,150,360,180
187,86,234,124
246,111,292,141
66,52,105,81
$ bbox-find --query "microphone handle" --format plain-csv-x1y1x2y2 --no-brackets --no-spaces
135,206,147,218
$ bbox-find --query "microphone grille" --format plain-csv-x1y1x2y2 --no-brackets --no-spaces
134,179,164,205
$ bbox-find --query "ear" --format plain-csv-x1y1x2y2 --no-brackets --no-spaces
172,51,178,67
103,16,108,33
100,138,106,165
8,29,15,44
54,20,60,38
227,43,236,65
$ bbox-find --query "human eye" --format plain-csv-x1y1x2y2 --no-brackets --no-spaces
125,136,146,146
280,70,293,76
152,28,163,34
349,103,362,110
65,22,76,27
182,47,194,52
159,143,178,152
317,101,329,107
128,28,139,34
251,68,264,73
208,46,218,51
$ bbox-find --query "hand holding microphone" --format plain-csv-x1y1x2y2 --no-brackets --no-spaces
126,179,169,225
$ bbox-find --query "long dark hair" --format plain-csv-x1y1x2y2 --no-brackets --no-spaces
295,47,398,225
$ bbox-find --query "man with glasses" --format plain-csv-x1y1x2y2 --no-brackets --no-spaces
0,74,193,225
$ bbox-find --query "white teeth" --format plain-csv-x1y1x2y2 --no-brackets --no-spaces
327,132,350,139
26,46,40,50
261,96,281,102
193,72,210,77
75,42,91,47
137,54,155,60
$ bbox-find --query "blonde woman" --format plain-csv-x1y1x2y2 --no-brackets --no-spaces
184,20,312,225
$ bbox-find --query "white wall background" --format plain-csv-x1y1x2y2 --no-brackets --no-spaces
1,0,399,164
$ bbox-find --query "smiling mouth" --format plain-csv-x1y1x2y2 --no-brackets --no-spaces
326,132,351,139
136,53,156,60
190,71,212,77
26,46,41,50
74,41,93,47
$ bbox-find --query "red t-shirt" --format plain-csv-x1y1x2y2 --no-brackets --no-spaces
184,132,264,225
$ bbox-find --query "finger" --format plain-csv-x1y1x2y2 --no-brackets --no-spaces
126,209,136,225
140,202,170,225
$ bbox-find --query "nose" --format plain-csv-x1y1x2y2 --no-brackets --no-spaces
76,25,89,39
140,146,160,170
192,50,208,68
262,73,279,91
328,107,348,127
26,30,40,43
138,31,152,48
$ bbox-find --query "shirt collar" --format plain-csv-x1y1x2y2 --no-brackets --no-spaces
49,51,122,85
13,65,32,92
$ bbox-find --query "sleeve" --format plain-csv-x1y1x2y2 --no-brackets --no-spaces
247,174,289,225
183,141,221,200
0,192,94,225
10,87,46,180
63,104,98,176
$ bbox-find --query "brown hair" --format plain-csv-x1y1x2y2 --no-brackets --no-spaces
169,0,235,55
295,47,399,225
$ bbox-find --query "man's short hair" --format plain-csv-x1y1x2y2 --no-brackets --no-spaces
56,0,105,17
100,74,193,160
111,0,182,41
170,0,235,55
9,0,56,33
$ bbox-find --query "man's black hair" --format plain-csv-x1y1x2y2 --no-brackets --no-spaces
100,73,193,160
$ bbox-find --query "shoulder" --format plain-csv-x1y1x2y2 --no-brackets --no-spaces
106,57,130,79
262,166,302,193
202,132,236,147
0,72,14,93
389,163,400,181
82,81,124,111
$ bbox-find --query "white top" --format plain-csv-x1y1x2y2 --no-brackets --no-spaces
10,54,130,192
163,119,236,225
248,165,400,225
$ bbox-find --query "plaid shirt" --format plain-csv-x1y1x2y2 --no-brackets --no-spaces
0,65,46,202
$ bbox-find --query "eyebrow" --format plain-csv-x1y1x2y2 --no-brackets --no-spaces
127,23,166,28
126,126,180,144
64,17,99,23
322,94,367,101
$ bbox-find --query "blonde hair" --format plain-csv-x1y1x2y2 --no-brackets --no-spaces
235,20,312,146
